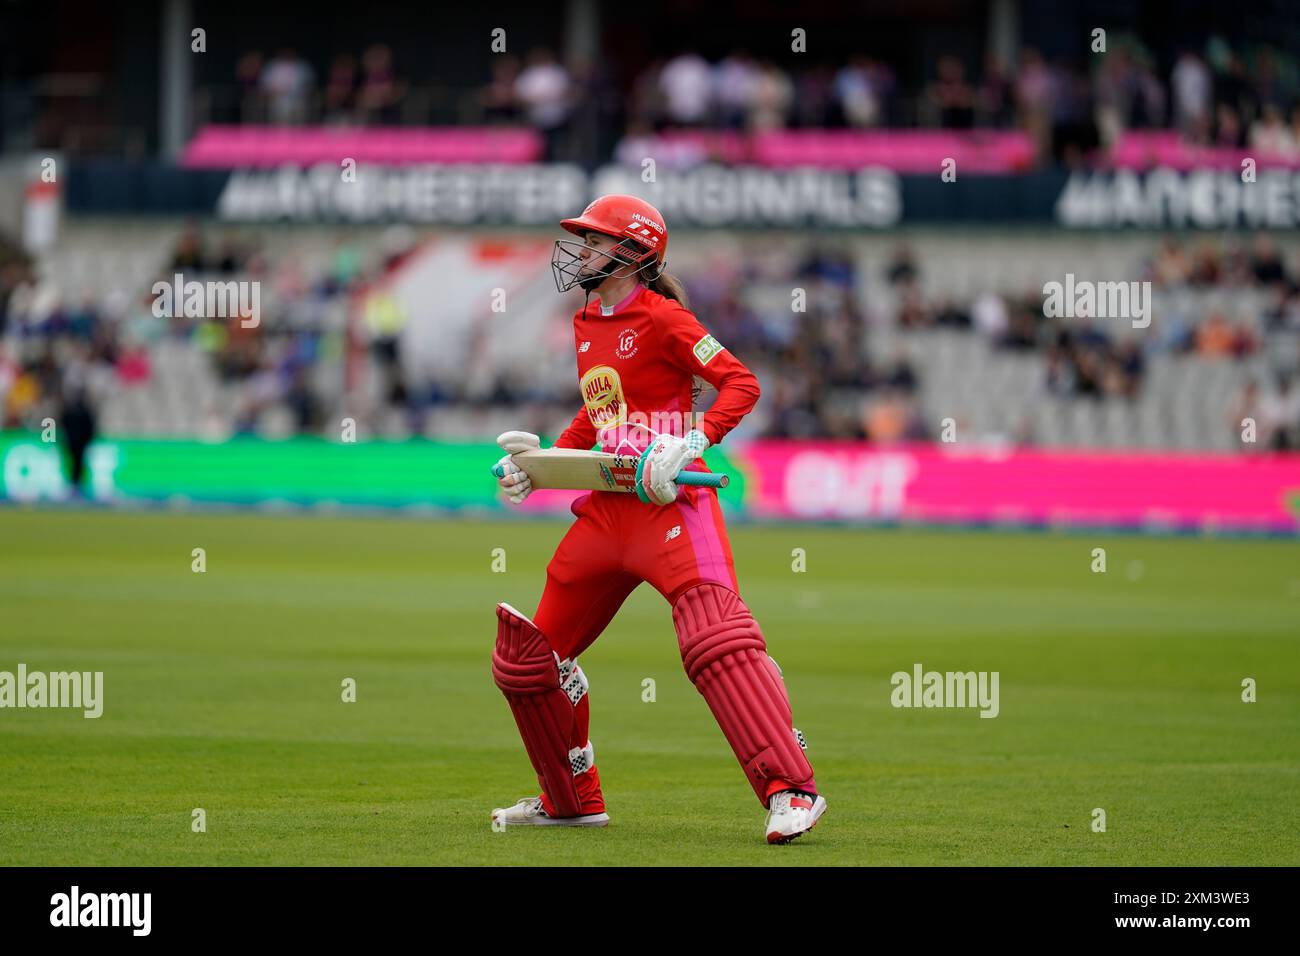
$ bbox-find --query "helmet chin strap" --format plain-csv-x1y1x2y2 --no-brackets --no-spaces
577,247,655,317
578,266,604,319
577,247,624,312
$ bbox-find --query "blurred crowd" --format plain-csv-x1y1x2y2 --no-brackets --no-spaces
873,234,1300,448
1231,375,1300,451
607,39,1300,166
0,225,421,443
679,246,925,443
4,227,1300,453
690,236,1296,446
884,234,1278,403
229,45,406,126
212,38,1300,167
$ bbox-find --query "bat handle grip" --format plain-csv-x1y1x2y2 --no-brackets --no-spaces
491,464,506,479
677,470,729,489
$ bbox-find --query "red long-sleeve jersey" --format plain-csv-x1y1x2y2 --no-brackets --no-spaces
553,283,760,457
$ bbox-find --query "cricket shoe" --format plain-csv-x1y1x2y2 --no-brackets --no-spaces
490,796,609,828
491,761,608,828
765,790,827,844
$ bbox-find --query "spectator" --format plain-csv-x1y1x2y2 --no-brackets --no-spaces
748,60,793,130
1264,283,1300,333
323,54,358,124
514,48,571,158
629,57,666,129
864,391,927,444
1110,340,1145,399
235,51,265,123
60,381,97,497
793,63,835,128
115,337,151,386
927,55,975,128
973,292,1009,340
1215,52,1257,127
260,48,314,125
1171,50,1212,142
1213,103,1245,147
713,51,758,129
1052,60,1100,164
1045,345,1076,396
978,54,1014,126
1072,347,1104,399
1290,106,1300,158
0,346,16,421
567,55,625,171
170,225,206,273
1189,240,1222,286
895,282,929,329
933,296,973,329
1152,236,1191,287
356,44,403,125
214,235,246,275
284,365,320,431
1133,52,1168,128
833,54,881,127
3,360,41,427
659,51,712,126
1251,235,1287,284
482,55,522,123
1095,43,1164,140
1258,374,1300,449
65,292,100,341
1016,47,1053,160
1249,104,1295,155
880,349,918,392
886,243,918,285
1000,300,1039,350
1253,48,1288,112
1195,311,1249,357
764,374,821,439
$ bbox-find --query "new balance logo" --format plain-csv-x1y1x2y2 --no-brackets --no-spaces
578,341,591,352
665,525,681,542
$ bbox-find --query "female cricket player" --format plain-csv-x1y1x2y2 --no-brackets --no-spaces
489,194,826,844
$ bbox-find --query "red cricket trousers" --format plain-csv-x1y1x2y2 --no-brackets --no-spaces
533,484,738,659
528,484,816,809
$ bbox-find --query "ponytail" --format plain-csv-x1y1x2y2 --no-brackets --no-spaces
647,269,689,308
646,268,707,404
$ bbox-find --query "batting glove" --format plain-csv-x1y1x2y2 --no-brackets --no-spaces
495,430,540,505
640,428,710,506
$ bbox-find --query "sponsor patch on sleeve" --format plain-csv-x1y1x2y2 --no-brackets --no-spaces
692,333,725,366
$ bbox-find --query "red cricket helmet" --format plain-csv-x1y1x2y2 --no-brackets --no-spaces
551,194,668,293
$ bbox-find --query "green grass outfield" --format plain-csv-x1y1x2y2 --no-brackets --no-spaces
1,507,1297,866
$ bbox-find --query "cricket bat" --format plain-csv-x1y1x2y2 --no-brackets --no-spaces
492,447,729,498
